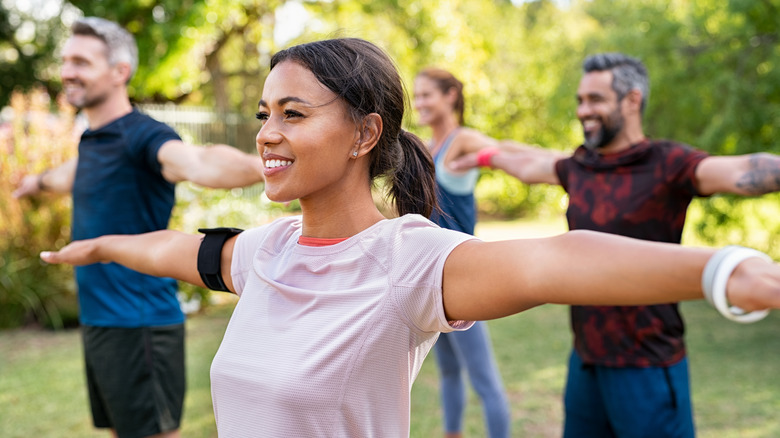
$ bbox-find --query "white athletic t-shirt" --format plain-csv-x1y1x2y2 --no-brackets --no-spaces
210,214,475,437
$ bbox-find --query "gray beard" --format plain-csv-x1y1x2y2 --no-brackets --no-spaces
582,118,622,150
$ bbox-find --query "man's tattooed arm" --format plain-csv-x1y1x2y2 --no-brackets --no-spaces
735,153,780,195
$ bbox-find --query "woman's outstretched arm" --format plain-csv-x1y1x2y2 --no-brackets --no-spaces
442,230,780,321
40,230,238,293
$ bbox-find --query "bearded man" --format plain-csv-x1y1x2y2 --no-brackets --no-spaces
14,17,264,438
453,53,780,438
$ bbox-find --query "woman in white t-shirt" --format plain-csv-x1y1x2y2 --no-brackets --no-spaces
42,38,780,437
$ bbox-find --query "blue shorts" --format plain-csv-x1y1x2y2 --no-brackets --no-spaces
563,350,694,438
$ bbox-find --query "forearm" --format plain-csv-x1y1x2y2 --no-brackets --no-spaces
102,231,202,283
443,230,714,320
40,158,77,193
488,147,562,185
14,158,77,198
191,145,265,189
515,231,710,305
42,230,206,287
735,153,780,195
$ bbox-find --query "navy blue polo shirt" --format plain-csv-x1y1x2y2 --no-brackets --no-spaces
72,108,184,327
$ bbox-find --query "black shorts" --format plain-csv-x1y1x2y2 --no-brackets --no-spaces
82,324,186,438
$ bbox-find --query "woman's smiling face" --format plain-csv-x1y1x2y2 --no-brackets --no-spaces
413,75,452,127
256,60,361,203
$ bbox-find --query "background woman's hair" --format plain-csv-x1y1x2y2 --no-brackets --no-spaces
270,38,438,217
416,67,465,126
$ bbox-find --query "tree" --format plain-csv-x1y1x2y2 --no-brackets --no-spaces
0,2,70,108
577,0,780,255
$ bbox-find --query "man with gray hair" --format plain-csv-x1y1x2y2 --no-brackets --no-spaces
452,52,780,437
14,17,264,438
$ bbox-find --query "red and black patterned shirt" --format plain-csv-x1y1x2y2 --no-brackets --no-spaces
554,139,708,367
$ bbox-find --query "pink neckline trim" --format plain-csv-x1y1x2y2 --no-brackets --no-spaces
297,236,349,247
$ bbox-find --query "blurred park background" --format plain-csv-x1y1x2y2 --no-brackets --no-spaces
1,0,779,436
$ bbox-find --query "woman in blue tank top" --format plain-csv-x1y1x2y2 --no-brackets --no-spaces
414,68,511,438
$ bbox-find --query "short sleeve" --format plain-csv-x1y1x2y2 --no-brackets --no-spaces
388,216,477,333
230,227,264,296
122,111,181,173
229,217,301,296
554,157,571,192
663,142,709,196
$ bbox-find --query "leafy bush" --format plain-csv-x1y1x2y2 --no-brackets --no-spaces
0,89,79,329
684,195,780,259
475,170,567,220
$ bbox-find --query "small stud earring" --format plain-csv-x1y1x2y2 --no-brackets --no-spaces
352,151,358,157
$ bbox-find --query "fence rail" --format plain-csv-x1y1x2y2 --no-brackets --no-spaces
139,104,258,153
139,104,264,198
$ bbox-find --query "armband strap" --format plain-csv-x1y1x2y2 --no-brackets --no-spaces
477,147,500,168
197,227,243,291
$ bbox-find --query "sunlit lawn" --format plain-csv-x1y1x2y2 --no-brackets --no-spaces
1,218,778,437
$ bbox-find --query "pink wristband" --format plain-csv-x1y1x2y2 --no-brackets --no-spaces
477,148,499,167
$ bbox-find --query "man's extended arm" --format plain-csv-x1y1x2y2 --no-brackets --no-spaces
13,158,78,198
157,140,265,189
696,153,780,196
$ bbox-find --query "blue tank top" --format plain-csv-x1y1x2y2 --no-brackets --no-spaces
72,108,183,327
429,130,479,235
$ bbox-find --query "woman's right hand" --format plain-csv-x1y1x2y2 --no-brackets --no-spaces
41,239,105,266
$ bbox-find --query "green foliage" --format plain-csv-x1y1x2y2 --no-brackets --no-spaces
683,195,780,259
0,3,69,108
579,0,780,156
67,0,283,113
0,89,79,329
475,171,567,219
578,0,780,254
67,0,210,103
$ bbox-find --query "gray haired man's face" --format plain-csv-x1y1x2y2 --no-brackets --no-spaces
60,35,117,110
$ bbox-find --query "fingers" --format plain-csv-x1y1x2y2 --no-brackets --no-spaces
726,257,780,313
40,247,88,266
40,251,60,264
12,175,39,199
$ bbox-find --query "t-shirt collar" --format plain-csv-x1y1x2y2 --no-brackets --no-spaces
572,139,652,170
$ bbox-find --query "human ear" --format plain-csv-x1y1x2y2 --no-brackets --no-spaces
445,87,459,107
352,113,383,158
113,62,132,85
625,89,643,114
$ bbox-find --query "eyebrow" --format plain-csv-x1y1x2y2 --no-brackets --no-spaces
576,91,606,100
257,96,312,108
62,54,91,63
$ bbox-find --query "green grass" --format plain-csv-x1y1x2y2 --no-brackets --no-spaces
1,218,778,437
2,301,777,437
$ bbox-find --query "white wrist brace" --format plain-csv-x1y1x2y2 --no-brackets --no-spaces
701,245,770,323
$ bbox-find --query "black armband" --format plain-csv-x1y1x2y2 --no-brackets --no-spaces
197,227,244,291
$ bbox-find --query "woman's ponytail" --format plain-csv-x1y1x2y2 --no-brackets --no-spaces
389,130,438,218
